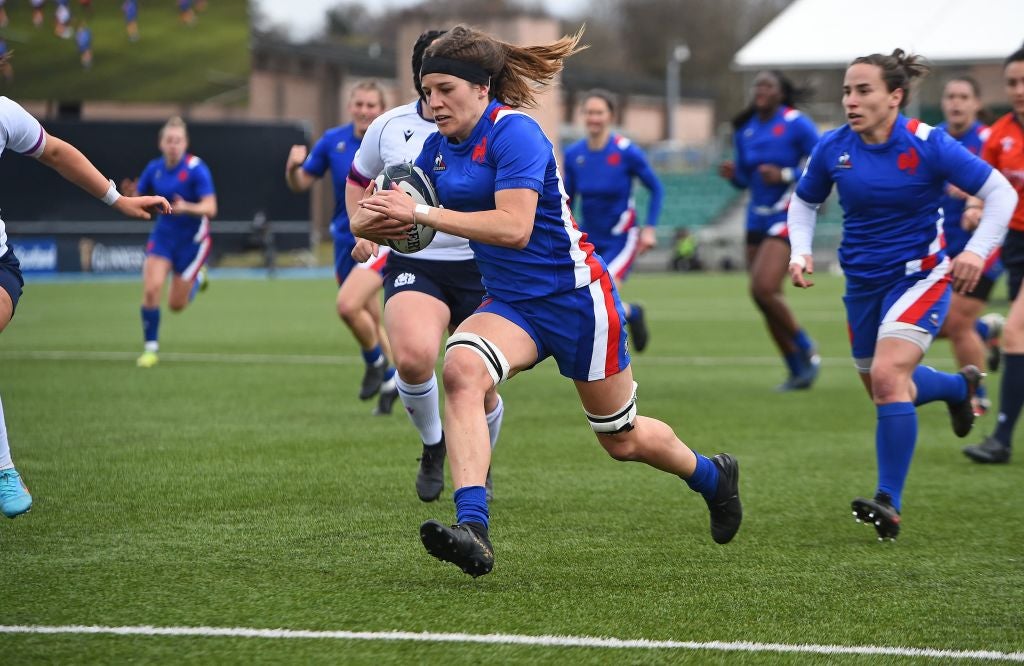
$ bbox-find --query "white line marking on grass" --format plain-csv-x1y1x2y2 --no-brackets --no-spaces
0,349,860,367
0,625,1020,661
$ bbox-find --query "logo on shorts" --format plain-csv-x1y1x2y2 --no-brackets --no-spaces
1002,137,1015,153
929,311,939,325
394,272,416,287
837,152,852,169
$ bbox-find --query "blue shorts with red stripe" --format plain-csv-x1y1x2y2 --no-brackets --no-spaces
843,265,951,360
475,272,630,381
332,231,387,285
590,230,639,282
147,219,210,280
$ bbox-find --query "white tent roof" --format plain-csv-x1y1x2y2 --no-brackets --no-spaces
734,0,1024,70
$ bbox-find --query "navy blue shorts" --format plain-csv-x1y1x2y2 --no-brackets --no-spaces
383,254,485,328
0,248,24,314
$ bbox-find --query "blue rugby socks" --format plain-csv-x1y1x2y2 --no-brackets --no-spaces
911,365,967,406
875,402,917,511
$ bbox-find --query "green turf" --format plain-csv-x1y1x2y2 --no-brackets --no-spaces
2,273,1022,664
0,0,248,103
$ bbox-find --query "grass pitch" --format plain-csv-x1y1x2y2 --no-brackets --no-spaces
2,272,1022,663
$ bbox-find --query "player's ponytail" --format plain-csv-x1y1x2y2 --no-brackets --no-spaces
423,24,586,109
850,49,929,109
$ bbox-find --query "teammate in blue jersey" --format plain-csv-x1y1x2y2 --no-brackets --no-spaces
349,30,506,499
125,117,217,368
75,21,92,69
122,0,138,42
285,83,395,404
359,25,742,577
787,50,1016,541
563,90,663,352
720,71,821,391
935,77,1004,415
0,96,170,518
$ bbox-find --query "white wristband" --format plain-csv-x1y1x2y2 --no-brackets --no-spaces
101,179,121,206
780,167,795,183
414,203,431,224
789,254,807,269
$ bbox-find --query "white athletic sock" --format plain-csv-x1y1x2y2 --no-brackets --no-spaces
144,341,159,353
396,372,443,446
0,394,13,470
485,394,504,450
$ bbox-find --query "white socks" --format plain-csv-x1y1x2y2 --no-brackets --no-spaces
0,394,12,470
485,394,504,449
396,372,443,446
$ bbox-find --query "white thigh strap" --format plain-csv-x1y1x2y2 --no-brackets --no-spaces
585,381,639,434
445,332,511,387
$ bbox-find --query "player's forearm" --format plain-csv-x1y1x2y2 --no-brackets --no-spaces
786,193,819,257
964,170,1016,259
285,164,314,193
36,134,111,199
177,195,217,218
421,206,533,249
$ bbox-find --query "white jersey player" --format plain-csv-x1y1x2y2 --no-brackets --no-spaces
0,96,170,518
347,30,503,503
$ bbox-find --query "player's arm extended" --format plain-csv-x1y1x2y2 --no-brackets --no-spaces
37,132,171,220
361,187,537,249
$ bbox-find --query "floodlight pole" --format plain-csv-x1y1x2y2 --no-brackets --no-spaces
665,42,691,143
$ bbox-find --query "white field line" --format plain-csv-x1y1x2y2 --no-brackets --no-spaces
0,625,1020,661
0,349,869,368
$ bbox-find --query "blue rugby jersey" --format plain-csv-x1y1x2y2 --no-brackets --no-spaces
562,134,663,247
731,106,819,223
302,123,361,238
936,120,990,256
137,153,215,229
796,116,992,284
414,99,606,302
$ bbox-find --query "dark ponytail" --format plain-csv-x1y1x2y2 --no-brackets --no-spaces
850,48,929,109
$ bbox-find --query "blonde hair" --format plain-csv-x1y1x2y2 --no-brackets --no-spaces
425,24,586,109
350,80,386,109
159,116,188,141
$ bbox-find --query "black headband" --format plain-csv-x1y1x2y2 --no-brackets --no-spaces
420,56,490,86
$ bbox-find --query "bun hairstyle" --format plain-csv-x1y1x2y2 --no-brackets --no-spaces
849,48,929,109
731,70,807,130
422,24,586,109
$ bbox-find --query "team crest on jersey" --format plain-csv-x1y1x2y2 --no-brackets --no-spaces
394,272,416,287
1002,137,1016,153
335,141,346,153
433,152,447,171
772,123,785,136
472,137,488,164
606,152,621,166
897,147,920,175
837,152,853,169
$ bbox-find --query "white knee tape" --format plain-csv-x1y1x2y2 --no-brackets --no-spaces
445,332,511,387
585,381,638,434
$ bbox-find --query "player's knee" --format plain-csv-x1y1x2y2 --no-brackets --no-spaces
393,346,436,383
749,280,777,307
168,298,187,313
598,431,642,462
870,370,905,404
336,296,360,323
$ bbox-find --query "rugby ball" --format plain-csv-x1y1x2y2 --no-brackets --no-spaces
374,163,439,254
